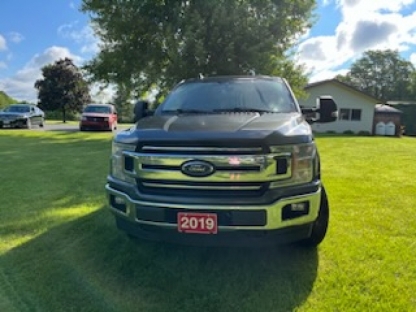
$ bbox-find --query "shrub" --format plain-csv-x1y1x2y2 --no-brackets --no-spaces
44,110,80,121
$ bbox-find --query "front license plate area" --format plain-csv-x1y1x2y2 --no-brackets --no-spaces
177,212,218,234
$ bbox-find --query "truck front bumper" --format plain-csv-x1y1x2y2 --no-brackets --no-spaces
105,180,322,246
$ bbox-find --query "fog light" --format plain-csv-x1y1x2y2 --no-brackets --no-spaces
282,202,310,220
110,195,127,213
291,202,308,212
114,196,125,205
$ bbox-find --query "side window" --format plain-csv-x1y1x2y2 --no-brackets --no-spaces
339,109,350,120
339,108,362,121
351,109,362,121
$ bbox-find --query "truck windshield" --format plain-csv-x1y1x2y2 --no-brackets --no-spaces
84,105,111,114
159,79,297,114
4,105,30,113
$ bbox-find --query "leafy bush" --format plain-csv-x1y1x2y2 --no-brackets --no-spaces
343,130,355,135
44,110,80,121
358,131,371,136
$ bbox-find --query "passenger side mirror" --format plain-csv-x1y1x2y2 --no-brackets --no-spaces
301,96,338,123
133,100,151,123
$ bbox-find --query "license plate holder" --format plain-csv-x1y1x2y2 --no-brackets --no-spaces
177,212,218,234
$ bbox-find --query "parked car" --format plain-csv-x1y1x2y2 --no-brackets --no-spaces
79,104,118,131
106,75,338,247
0,104,45,129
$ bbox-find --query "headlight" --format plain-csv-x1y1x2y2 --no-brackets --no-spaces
110,142,136,183
270,143,316,186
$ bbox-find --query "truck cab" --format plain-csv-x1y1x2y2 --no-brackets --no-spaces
106,75,337,247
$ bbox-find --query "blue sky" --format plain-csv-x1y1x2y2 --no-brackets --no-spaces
1,0,416,101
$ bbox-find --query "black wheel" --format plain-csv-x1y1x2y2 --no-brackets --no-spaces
298,186,329,247
39,118,44,127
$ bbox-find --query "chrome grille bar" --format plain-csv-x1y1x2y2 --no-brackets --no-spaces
141,146,264,153
141,182,263,190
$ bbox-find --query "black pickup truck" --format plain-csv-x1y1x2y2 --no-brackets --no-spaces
106,75,337,247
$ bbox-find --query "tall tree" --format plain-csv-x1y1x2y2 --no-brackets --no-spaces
113,84,134,123
35,58,91,122
0,91,18,109
336,50,415,102
81,0,315,102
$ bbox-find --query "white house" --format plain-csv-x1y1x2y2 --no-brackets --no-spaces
298,79,380,134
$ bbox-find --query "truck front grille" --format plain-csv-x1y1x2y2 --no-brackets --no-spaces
86,116,105,122
123,144,292,197
137,180,269,197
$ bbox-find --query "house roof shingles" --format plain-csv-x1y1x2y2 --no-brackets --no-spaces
375,104,402,114
305,79,383,104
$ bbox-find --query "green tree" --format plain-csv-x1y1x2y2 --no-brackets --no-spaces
336,50,415,102
113,84,134,123
35,58,91,122
0,91,18,109
81,0,315,103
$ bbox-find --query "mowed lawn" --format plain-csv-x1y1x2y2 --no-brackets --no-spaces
0,130,415,312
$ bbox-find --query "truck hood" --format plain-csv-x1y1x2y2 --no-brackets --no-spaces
116,113,313,146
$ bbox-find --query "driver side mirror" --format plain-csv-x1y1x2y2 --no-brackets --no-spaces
301,96,338,123
133,100,154,122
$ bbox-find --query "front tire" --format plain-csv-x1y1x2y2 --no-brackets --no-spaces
298,186,329,247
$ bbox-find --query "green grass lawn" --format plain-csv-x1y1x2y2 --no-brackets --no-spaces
0,130,415,312
45,120,135,126
45,119,79,125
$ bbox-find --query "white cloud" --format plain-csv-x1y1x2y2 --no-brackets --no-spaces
410,53,416,66
308,68,350,83
0,46,83,102
8,32,24,44
0,34,7,51
337,0,414,13
90,83,117,103
0,61,7,69
69,1,76,10
297,0,416,82
58,22,101,55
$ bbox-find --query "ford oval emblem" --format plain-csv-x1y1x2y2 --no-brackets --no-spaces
181,160,215,177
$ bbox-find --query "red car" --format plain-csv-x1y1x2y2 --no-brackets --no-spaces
79,104,118,131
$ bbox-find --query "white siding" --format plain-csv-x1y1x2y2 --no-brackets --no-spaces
298,83,377,134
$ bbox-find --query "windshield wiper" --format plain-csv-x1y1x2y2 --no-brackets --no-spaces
213,107,273,113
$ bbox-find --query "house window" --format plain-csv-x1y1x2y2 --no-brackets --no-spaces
339,108,362,121
340,109,350,120
351,109,362,121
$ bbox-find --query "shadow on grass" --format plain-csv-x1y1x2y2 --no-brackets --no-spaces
0,208,318,312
